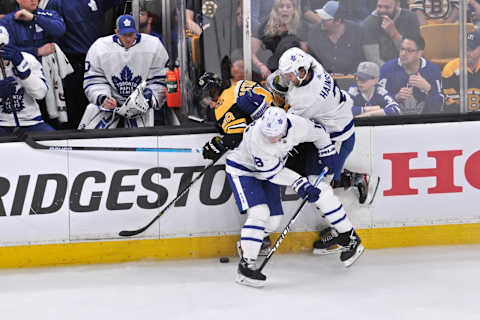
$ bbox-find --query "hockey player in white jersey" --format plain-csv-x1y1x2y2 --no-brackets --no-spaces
79,14,168,129
0,26,53,134
272,47,374,254
226,107,364,287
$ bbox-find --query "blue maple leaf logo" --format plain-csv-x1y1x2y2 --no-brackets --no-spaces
112,66,142,98
1,87,25,114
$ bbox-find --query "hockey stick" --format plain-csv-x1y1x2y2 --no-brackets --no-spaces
118,156,222,237
367,176,381,205
0,54,20,127
14,128,201,153
258,167,329,272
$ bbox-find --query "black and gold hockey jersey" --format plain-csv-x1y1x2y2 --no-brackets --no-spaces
214,80,275,147
442,57,480,113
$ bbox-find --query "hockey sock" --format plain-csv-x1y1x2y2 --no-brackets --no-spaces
314,181,353,233
241,205,269,260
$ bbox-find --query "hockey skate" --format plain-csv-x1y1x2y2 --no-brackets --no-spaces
312,227,343,255
235,258,266,288
353,173,380,205
338,230,364,268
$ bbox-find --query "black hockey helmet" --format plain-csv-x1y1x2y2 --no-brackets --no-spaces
198,72,227,99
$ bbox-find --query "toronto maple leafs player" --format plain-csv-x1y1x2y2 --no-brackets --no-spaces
271,47,370,255
0,26,53,134
227,107,364,287
80,14,168,129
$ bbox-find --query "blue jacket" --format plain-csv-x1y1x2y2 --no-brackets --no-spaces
347,84,401,116
46,0,124,55
379,58,444,114
0,8,65,59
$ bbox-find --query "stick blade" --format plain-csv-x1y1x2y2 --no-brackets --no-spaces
118,228,145,237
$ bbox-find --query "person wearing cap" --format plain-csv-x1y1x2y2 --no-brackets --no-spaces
79,14,168,129
347,61,400,117
379,34,444,114
362,0,420,68
45,0,125,129
0,26,54,134
226,107,364,287
308,0,365,75
442,31,480,113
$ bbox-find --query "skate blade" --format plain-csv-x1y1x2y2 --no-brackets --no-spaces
342,244,365,268
312,245,342,255
235,274,266,288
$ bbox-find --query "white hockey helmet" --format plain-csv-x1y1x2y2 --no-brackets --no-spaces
0,26,9,46
259,107,288,139
278,47,313,85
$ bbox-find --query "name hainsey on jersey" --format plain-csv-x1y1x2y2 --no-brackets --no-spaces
285,60,354,141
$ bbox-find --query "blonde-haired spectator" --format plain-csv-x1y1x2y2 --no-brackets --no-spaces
251,0,309,79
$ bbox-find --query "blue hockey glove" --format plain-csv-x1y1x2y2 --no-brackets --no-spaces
292,177,321,203
318,144,340,175
0,77,16,98
202,136,226,161
237,90,267,119
143,88,154,107
1,44,24,67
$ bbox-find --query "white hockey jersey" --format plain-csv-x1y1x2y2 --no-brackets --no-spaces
285,60,354,141
226,113,331,185
83,33,168,106
0,53,48,127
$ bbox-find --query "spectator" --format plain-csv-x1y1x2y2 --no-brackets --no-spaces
252,0,309,79
379,34,444,115
186,0,205,37
0,0,17,20
0,0,65,60
410,0,459,25
308,1,365,74
45,0,125,129
347,61,400,117
362,0,420,67
0,26,53,134
468,0,480,29
79,15,168,129
442,31,480,113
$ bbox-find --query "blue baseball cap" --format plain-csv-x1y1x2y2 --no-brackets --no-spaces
315,1,339,20
116,15,137,35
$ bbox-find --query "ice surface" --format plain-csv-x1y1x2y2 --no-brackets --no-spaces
1,245,479,320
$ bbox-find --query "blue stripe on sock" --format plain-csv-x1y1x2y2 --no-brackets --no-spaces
332,214,346,225
243,225,265,231
240,237,263,243
323,204,343,217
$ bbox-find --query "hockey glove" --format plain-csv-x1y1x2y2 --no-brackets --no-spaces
292,177,320,203
318,144,340,175
237,90,267,119
0,77,16,98
202,136,226,161
1,44,24,67
1,44,30,79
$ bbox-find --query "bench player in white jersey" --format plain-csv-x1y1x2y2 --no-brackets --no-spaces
271,47,375,254
0,26,53,134
79,14,168,129
226,107,364,287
